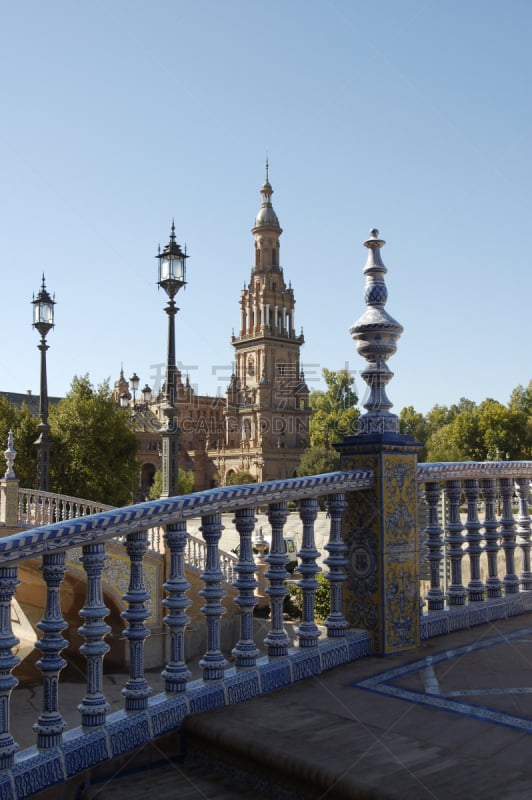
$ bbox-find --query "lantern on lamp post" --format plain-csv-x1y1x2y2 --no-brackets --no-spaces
129,372,139,406
32,275,55,492
156,222,188,498
141,384,152,406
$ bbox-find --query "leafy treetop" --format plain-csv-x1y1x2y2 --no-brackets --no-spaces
49,375,139,506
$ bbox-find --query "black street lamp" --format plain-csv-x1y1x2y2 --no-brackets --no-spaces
156,222,188,498
32,275,55,492
141,384,152,405
129,372,139,406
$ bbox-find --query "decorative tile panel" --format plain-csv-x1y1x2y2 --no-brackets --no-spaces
224,670,261,704
341,448,420,654
291,650,321,682
109,715,152,756
147,696,188,738
63,730,110,775
341,454,380,642
258,659,293,693
12,751,64,798
187,683,225,714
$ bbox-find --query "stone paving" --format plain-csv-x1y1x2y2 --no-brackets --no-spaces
182,613,532,800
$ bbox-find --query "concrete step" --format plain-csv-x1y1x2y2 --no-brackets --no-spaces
80,757,271,799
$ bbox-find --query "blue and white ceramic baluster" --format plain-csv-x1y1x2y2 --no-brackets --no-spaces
264,501,291,657
162,521,191,692
463,479,484,602
0,565,20,769
480,478,502,598
232,508,260,668
423,481,445,611
77,543,111,727
499,477,519,594
323,493,348,637
351,229,403,435
121,530,151,711
295,498,321,648
199,513,227,680
515,477,532,590
33,552,68,748
445,480,467,606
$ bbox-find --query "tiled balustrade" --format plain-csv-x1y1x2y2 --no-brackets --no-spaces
418,460,532,637
12,490,237,583
0,470,372,800
4,456,532,800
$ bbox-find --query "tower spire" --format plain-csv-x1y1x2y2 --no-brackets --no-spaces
230,169,309,482
253,164,281,233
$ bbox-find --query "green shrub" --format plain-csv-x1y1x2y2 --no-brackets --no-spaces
288,573,331,622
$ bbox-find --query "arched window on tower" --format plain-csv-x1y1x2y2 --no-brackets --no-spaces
140,463,156,500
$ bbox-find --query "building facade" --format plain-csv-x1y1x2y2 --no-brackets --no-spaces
115,170,311,496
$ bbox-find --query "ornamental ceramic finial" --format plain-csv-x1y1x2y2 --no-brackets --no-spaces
350,229,403,435
4,430,17,480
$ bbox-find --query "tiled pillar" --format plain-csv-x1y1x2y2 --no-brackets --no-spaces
341,228,423,653
336,435,422,655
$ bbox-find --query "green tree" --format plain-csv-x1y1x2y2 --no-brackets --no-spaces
49,375,138,506
424,423,463,462
450,408,483,460
450,397,477,416
149,468,195,499
296,368,358,480
425,405,482,462
226,469,256,485
296,445,340,477
476,398,530,460
424,399,475,438
0,397,39,487
423,397,530,463
508,380,532,417
309,368,359,447
399,405,428,459
425,404,455,434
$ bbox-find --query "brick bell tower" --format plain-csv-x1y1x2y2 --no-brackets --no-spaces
225,165,310,482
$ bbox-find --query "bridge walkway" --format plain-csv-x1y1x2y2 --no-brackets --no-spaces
27,612,532,800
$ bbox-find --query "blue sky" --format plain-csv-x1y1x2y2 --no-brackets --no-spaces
1,0,530,416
